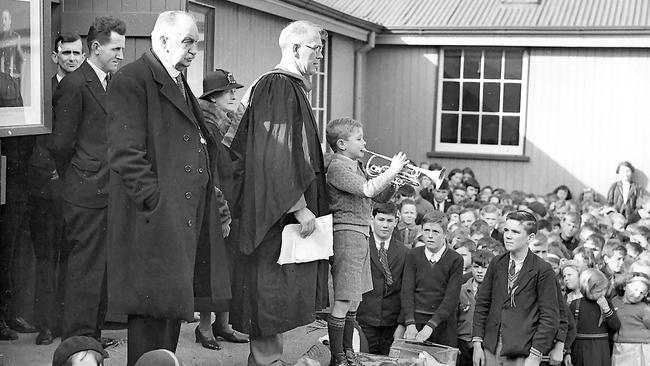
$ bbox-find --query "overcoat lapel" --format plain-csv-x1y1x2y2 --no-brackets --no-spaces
388,236,402,266
143,50,199,126
512,251,536,298
81,62,107,113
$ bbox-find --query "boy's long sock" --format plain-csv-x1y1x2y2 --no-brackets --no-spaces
342,311,357,350
327,314,345,357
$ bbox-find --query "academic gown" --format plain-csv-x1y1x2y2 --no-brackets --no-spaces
229,70,329,336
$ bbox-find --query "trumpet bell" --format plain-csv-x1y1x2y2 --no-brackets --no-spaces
416,167,446,190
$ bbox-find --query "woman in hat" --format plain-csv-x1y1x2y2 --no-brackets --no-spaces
194,69,249,350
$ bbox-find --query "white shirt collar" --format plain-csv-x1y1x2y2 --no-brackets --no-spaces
86,59,107,84
374,233,392,251
152,48,181,79
56,73,64,83
425,245,446,263
508,250,528,274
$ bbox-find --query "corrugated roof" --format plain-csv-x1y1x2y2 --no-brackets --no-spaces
313,0,650,30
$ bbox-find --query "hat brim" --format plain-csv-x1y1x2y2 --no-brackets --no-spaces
199,83,244,99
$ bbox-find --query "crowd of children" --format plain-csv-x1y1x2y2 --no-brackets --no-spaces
325,117,649,366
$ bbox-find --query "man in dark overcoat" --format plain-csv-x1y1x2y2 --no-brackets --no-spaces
229,20,329,366
106,11,231,366
49,16,126,343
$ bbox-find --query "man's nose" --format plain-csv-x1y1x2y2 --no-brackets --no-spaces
116,49,124,60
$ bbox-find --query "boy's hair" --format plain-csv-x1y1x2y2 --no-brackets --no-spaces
63,350,104,366
505,210,538,235
586,234,606,251
397,185,416,198
448,168,463,178
469,219,491,237
530,232,548,248
372,202,398,217
479,204,501,216
616,161,635,174
460,208,477,218
325,118,363,151
579,268,610,299
446,205,462,216
462,167,475,178
453,185,467,193
626,242,643,257
454,238,477,252
562,211,581,224
628,225,650,243
537,219,552,232
87,16,126,51
465,178,480,190
602,242,627,259
609,212,626,227
477,237,506,255
54,32,82,51
472,249,495,267
421,211,449,230
398,198,417,212
448,227,470,243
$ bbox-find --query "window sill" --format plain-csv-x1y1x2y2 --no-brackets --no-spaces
427,151,530,162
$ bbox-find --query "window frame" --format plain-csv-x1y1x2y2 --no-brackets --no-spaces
434,47,529,157
309,37,330,152
185,1,214,97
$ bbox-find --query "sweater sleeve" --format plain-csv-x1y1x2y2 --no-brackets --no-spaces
427,254,463,329
401,250,417,326
604,299,621,334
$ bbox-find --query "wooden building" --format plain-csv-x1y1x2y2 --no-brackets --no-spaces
44,0,650,196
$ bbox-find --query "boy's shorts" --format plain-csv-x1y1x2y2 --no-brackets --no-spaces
331,230,373,302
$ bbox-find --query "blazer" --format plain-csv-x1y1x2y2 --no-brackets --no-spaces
50,61,109,208
472,250,559,358
357,235,408,327
607,181,640,218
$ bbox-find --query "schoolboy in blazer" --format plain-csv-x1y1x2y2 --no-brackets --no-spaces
357,204,408,355
472,211,559,366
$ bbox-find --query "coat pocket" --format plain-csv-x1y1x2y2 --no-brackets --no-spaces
71,156,102,174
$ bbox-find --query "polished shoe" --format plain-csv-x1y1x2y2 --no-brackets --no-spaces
7,316,37,333
329,352,348,366
344,349,363,366
99,336,119,348
35,329,54,345
0,321,18,340
214,328,249,343
195,326,221,350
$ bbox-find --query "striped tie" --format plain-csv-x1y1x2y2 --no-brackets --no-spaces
508,259,517,292
379,242,393,287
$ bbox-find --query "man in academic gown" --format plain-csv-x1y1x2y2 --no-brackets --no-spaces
229,20,329,366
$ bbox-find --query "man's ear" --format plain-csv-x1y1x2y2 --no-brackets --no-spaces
293,43,300,57
336,138,346,151
50,51,58,64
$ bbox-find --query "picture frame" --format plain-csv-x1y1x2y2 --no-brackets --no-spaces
0,0,50,137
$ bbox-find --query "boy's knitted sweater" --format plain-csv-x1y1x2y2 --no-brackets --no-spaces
611,296,650,343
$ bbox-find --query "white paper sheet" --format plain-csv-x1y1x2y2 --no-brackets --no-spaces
278,214,333,265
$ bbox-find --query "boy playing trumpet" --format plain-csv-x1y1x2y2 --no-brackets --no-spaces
325,118,408,365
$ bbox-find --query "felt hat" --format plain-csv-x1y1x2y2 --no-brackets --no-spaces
52,336,109,366
199,69,243,100
135,349,184,366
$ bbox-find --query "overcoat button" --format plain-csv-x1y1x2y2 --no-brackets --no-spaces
185,192,192,199
198,168,204,174
187,219,193,227
184,165,191,172
183,134,190,142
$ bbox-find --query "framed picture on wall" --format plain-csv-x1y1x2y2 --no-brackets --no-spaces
0,0,50,137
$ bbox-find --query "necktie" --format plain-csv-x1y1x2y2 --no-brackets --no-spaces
102,74,110,91
508,260,517,292
175,74,187,103
379,242,393,287
403,228,409,245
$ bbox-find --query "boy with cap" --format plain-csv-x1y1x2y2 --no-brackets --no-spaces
135,349,184,366
52,336,108,366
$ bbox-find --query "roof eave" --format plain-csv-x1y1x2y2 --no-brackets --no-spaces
279,0,385,32
383,27,650,36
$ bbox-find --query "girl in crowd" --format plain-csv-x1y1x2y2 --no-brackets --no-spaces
611,274,650,366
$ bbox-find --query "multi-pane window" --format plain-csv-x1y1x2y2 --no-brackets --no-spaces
186,1,214,96
310,38,329,152
435,48,528,155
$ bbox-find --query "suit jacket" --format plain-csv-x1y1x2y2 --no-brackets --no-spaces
50,61,109,208
106,50,230,320
472,250,560,358
357,235,408,327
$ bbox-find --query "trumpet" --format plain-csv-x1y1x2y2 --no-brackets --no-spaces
363,149,446,189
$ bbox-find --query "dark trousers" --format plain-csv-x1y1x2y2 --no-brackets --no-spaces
0,201,29,322
127,315,181,366
29,195,68,332
61,202,108,339
248,334,283,366
359,323,396,355
457,339,472,366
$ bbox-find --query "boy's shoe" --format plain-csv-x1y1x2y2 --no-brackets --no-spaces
0,321,18,340
329,352,348,366
344,349,363,366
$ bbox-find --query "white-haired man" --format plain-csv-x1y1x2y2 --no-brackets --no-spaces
107,11,231,366
229,20,329,365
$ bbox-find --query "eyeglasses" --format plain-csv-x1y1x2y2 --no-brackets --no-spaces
302,43,324,55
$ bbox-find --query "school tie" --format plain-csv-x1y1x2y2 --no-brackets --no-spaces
379,242,393,287
508,259,516,292
175,74,187,103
